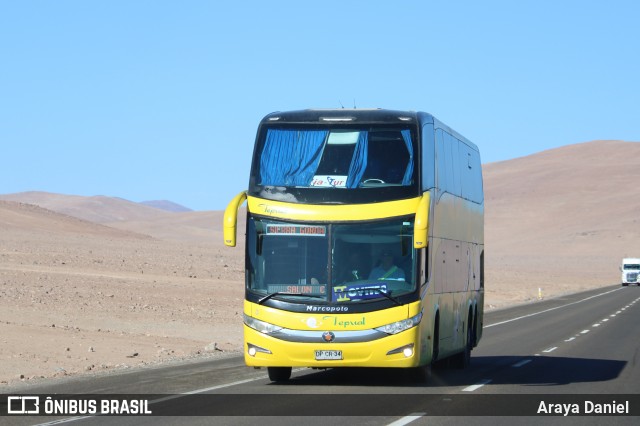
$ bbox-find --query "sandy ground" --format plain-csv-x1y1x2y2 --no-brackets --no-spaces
0,202,245,387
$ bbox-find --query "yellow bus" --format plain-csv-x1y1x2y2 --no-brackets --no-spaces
224,109,484,381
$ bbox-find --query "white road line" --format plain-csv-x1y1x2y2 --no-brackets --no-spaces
602,318,609,322
386,413,426,426
543,347,557,353
593,323,600,327
564,337,576,342
512,359,532,368
462,379,492,392
35,417,93,425
580,329,590,334
484,288,622,328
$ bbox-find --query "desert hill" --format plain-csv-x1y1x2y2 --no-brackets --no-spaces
107,210,243,244
483,140,640,304
0,191,172,224
0,200,150,240
0,191,245,245
140,200,193,213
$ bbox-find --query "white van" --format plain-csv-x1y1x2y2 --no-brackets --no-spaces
621,258,640,286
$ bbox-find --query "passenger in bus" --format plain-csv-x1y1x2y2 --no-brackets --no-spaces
368,251,405,281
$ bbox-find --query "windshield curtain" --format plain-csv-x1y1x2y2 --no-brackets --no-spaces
256,126,415,189
345,131,368,188
259,129,328,186
246,217,416,304
401,129,413,185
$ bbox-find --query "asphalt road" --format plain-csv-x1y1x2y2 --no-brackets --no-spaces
3,284,639,425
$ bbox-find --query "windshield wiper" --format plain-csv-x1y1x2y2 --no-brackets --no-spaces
369,288,402,306
258,292,325,304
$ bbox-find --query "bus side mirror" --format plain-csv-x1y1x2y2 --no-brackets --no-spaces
414,192,430,249
223,191,247,247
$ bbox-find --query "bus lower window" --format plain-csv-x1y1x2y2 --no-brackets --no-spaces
247,217,417,304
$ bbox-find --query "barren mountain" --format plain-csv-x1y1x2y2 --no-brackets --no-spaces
140,200,193,213
0,200,149,240
0,192,171,223
483,140,640,306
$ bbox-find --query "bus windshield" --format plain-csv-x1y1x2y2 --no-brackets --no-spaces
246,217,416,304
250,125,417,202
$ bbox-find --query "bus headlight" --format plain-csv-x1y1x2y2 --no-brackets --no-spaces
375,312,422,335
244,314,283,334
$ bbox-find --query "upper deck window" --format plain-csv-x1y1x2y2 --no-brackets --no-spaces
257,127,414,189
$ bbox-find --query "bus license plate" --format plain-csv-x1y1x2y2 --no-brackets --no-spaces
315,350,342,360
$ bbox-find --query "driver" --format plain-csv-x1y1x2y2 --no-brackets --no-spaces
368,251,405,280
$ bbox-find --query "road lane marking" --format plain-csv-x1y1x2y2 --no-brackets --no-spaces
564,337,576,342
463,379,492,392
484,288,622,328
543,347,557,353
593,323,600,327
580,329,590,334
512,359,532,368
387,413,426,426
36,417,92,425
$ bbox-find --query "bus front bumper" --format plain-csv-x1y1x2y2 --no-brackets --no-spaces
244,325,423,368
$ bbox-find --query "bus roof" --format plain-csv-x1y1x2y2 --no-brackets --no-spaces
260,109,430,125
259,109,478,152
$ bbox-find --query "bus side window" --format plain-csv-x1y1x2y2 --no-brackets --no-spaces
459,142,483,204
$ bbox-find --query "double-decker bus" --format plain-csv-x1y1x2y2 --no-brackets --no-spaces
224,109,484,381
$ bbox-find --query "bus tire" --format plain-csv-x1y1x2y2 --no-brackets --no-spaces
431,314,440,366
472,310,479,348
453,317,472,369
267,366,292,382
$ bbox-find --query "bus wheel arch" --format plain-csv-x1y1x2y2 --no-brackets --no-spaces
431,310,440,364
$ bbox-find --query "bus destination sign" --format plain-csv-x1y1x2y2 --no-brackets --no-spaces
266,224,326,237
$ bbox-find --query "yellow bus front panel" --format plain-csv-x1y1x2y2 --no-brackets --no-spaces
244,324,422,368
243,300,425,368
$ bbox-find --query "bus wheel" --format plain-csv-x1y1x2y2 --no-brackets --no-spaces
431,315,440,366
267,366,292,382
453,321,472,369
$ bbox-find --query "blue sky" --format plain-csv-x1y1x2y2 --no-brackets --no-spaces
1,1,638,210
